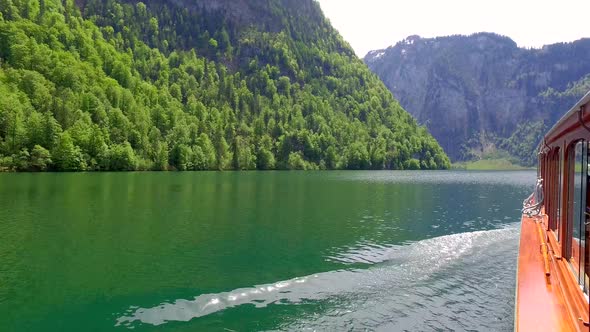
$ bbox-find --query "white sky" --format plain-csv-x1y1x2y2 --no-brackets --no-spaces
317,0,590,57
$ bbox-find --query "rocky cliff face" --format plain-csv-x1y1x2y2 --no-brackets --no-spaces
114,0,326,35
365,33,590,164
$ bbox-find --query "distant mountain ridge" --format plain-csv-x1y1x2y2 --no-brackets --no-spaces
365,33,590,165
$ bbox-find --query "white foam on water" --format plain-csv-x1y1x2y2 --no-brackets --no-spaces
115,224,519,329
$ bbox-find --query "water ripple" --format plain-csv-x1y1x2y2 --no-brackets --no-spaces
115,225,519,330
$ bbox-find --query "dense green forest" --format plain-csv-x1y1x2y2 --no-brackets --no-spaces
0,0,450,171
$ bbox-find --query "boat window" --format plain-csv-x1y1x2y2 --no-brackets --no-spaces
559,151,564,240
569,141,589,296
565,141,590,294
547,148,564,242
551,149,562,240
548,151,555,233
584,142,589,296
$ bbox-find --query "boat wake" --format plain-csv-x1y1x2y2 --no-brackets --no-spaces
115,225,519,330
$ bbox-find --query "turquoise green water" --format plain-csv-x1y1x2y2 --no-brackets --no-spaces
0,171,535,331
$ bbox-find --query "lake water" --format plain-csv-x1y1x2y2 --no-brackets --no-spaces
0,171,535,331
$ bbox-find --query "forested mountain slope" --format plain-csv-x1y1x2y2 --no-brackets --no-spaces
365,33,590,166
0,0,450,171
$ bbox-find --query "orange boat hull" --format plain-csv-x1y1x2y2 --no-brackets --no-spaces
516,213,589,331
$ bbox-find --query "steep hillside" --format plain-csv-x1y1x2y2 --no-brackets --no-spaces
365,33,590,165
0,0,450,171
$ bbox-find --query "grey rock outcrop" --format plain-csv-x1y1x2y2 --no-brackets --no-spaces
365,33,590,163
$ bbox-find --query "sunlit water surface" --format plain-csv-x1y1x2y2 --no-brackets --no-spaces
0,171,535,331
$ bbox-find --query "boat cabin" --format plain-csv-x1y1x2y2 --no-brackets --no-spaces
517,91,590,331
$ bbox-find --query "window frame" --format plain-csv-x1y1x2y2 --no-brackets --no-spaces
564,140,589,296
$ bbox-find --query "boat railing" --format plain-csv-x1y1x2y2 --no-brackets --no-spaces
522,177,544,217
